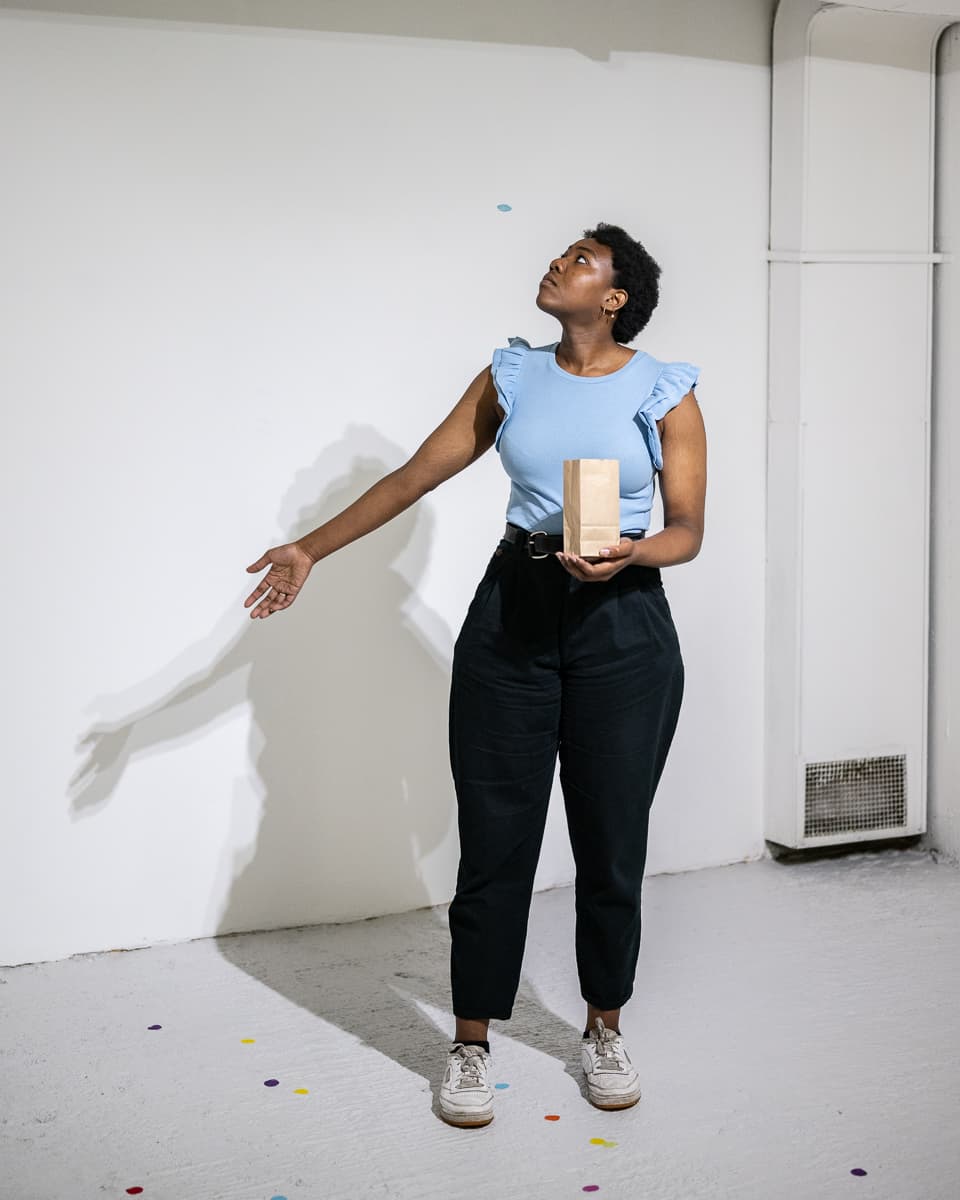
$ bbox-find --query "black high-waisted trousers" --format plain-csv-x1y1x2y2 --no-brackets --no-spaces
447,529,685,1020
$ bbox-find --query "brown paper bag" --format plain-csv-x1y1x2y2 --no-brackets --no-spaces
562,459,620,558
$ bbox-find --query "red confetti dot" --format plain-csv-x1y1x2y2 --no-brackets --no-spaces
126,1189,144,1195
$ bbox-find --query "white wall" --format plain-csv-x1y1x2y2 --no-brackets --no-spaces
0,4,771,965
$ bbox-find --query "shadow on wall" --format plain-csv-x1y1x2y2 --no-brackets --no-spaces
0,0,778,64
70,425,464,935
221,438,457,938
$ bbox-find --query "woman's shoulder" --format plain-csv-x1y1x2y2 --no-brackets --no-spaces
494,336,556,356
640,354,701,419
490,336,555,385
635,345,699,372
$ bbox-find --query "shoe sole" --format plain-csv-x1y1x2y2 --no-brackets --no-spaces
439,1108,494,1128
587,1090,641,1110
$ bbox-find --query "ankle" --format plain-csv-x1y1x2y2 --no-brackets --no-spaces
585,1009,622,1034
454,1020,490,1044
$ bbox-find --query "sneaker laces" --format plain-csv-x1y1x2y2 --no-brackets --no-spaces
453,1045,488,1090
589,1021,626,1073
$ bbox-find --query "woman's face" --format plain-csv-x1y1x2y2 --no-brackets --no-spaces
536,237,620,318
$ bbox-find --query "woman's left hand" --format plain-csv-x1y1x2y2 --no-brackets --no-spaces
554,538,637,583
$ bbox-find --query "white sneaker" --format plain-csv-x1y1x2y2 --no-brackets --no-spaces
439,1043,495,1127
581,1017,642,1110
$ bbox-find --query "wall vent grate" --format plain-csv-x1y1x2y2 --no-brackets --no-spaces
804,755,906,837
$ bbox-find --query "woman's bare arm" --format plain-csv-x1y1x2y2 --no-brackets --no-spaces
628,390,707,568
295,366,502,563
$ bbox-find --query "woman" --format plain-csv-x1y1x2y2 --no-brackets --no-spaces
244,222,706,1129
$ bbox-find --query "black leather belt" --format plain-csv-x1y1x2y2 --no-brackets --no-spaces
503,522,645,559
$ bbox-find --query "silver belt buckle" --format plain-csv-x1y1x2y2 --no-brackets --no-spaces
528,530,550,559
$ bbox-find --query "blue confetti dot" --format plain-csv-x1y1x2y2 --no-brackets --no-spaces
496,203,512,212
494,1082,510,1089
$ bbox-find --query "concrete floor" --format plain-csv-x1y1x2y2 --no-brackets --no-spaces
2,849,959,1200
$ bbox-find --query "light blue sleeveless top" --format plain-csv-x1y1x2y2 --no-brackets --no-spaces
491,337,700,534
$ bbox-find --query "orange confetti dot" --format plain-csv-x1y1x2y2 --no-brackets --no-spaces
544,1114,561,1121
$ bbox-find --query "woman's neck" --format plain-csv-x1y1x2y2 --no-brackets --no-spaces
554,329,630,376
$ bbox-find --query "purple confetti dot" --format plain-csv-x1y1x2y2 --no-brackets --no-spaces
851,1168,867,1177
147,1025,162,1030
264,1079,280,1087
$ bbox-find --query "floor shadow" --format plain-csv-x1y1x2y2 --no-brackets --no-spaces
214,900,593,1122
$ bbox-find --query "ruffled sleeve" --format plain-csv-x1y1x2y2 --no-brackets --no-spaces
491,336,530,451
634,359,700,470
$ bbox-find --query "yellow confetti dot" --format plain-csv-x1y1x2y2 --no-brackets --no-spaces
240,1038,256,1043
590,1138,606,1145
293,1088,309,1095
603,1141,617,1148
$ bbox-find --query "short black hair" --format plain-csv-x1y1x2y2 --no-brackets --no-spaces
582,222,661,344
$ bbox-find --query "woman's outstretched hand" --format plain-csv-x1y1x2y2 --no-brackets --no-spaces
554,538,638,583
244,542,316,618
